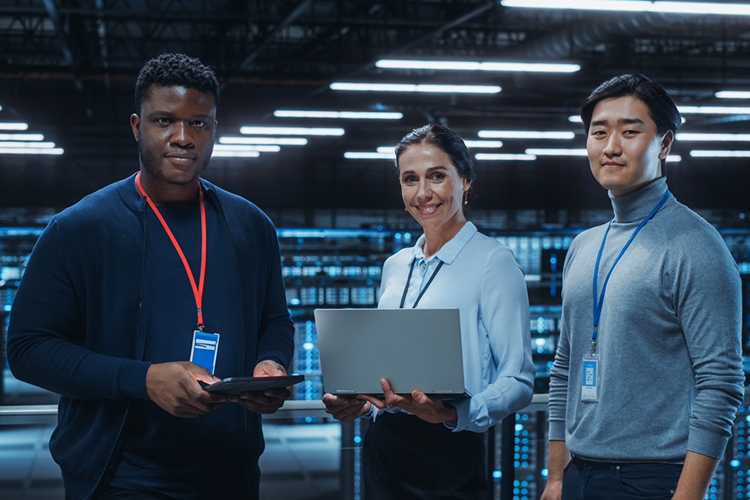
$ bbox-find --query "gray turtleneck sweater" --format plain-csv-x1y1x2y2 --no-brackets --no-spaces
548,177,743,462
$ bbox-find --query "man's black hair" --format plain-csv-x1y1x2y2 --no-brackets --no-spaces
134,53,219,113
580,74,680,171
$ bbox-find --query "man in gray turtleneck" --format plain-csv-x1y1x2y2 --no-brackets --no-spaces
541,74,744,500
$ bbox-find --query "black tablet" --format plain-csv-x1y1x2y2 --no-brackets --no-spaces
203,375,305,395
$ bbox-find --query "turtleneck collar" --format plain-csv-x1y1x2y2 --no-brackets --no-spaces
609,177,670,223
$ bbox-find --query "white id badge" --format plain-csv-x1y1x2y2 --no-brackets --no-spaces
190,331,220,374
581,354,600,402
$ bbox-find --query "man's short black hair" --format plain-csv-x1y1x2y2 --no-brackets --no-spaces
134,53,219,113
580,74,681,136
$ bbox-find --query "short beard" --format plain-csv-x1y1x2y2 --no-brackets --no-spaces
137,139,210,186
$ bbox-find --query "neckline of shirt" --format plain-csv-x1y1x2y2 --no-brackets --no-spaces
609,177,671,224
410,221,478,266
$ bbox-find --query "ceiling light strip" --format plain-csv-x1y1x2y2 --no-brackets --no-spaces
500,0,750,16
475,153,537,161
330,83,501,94
715,91,750,99
375,60,580,73
690,150,750,158
0,148,63,155
479,130,575,139
273,110,403,119
678,106,750,114
219,137,308,146
676,133,750,141
213,144,281,152
240,127,345,136
344,152,396,159
0,123,29,131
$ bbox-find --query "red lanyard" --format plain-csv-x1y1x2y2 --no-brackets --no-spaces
135,172,207,330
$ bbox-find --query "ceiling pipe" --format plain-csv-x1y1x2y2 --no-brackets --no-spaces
504,11,680,60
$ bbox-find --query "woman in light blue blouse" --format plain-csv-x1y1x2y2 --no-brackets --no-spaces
322,124,535,500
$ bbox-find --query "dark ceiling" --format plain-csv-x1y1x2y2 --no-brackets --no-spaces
1,0,750,220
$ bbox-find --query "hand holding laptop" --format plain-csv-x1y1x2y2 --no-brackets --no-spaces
358,378,459,424
322,393,371,423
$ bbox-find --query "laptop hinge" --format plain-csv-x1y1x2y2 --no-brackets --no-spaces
336,390,356,394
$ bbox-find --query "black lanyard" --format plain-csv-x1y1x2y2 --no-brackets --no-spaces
399,259,444,309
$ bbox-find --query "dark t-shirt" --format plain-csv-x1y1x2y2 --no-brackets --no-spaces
110,199,257,498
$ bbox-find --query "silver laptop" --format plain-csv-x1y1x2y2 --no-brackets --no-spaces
314,308,469,398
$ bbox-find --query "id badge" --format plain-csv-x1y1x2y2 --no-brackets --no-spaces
581,354,600,402
190,331,220,374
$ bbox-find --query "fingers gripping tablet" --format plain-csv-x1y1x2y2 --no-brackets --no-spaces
204,375,305,395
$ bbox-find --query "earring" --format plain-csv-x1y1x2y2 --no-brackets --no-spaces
404,207,408,212
463,191,468,206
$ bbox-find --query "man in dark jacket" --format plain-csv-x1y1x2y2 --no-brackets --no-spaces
7,53,294,500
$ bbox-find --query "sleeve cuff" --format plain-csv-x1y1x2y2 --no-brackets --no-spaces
549,419,567,442
687,426,731,460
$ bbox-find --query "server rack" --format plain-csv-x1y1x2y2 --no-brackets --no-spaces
2,224,750,500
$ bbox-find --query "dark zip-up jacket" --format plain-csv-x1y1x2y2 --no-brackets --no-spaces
7,173,294,500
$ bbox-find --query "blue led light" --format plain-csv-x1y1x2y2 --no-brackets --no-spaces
493,470,502,479
354,436,362,444
541,468,548,477
515,423,524,432
733,460,742,468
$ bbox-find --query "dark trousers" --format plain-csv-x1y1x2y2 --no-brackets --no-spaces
363,411,491,500
562,454,682,500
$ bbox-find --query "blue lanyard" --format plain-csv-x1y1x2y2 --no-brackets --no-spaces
591,190,670,354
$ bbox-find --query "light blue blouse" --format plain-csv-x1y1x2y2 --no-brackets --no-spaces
376,222,535,432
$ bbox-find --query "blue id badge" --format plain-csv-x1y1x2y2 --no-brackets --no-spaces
190,331,220,374
581,355,600,402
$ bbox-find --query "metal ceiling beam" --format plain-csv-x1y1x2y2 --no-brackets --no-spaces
220,0,314,92
42,0,92,116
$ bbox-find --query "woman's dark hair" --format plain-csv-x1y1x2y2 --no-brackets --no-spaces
394,124,476,185
134,53,219,113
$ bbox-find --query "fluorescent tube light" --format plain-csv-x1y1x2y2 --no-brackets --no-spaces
500,0,750,16
676,133,750,141
715,91,750,99
219,137,308,146
666,155,681,162
344,152,396,159
525,148,587,156
0,147,63,155
240,127,345,136
689,150,750,158
273,110,403,119
475,153,537,161
375,140,503,154
330,83,501,94
211,150,260,158
213,145,281,153
677,106,750,114
479,130,575,139
0,133,44,141
375,60,580,73
0,141,56,148
0,123,29,131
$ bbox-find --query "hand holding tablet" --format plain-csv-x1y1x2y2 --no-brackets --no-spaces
204,375,305,396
